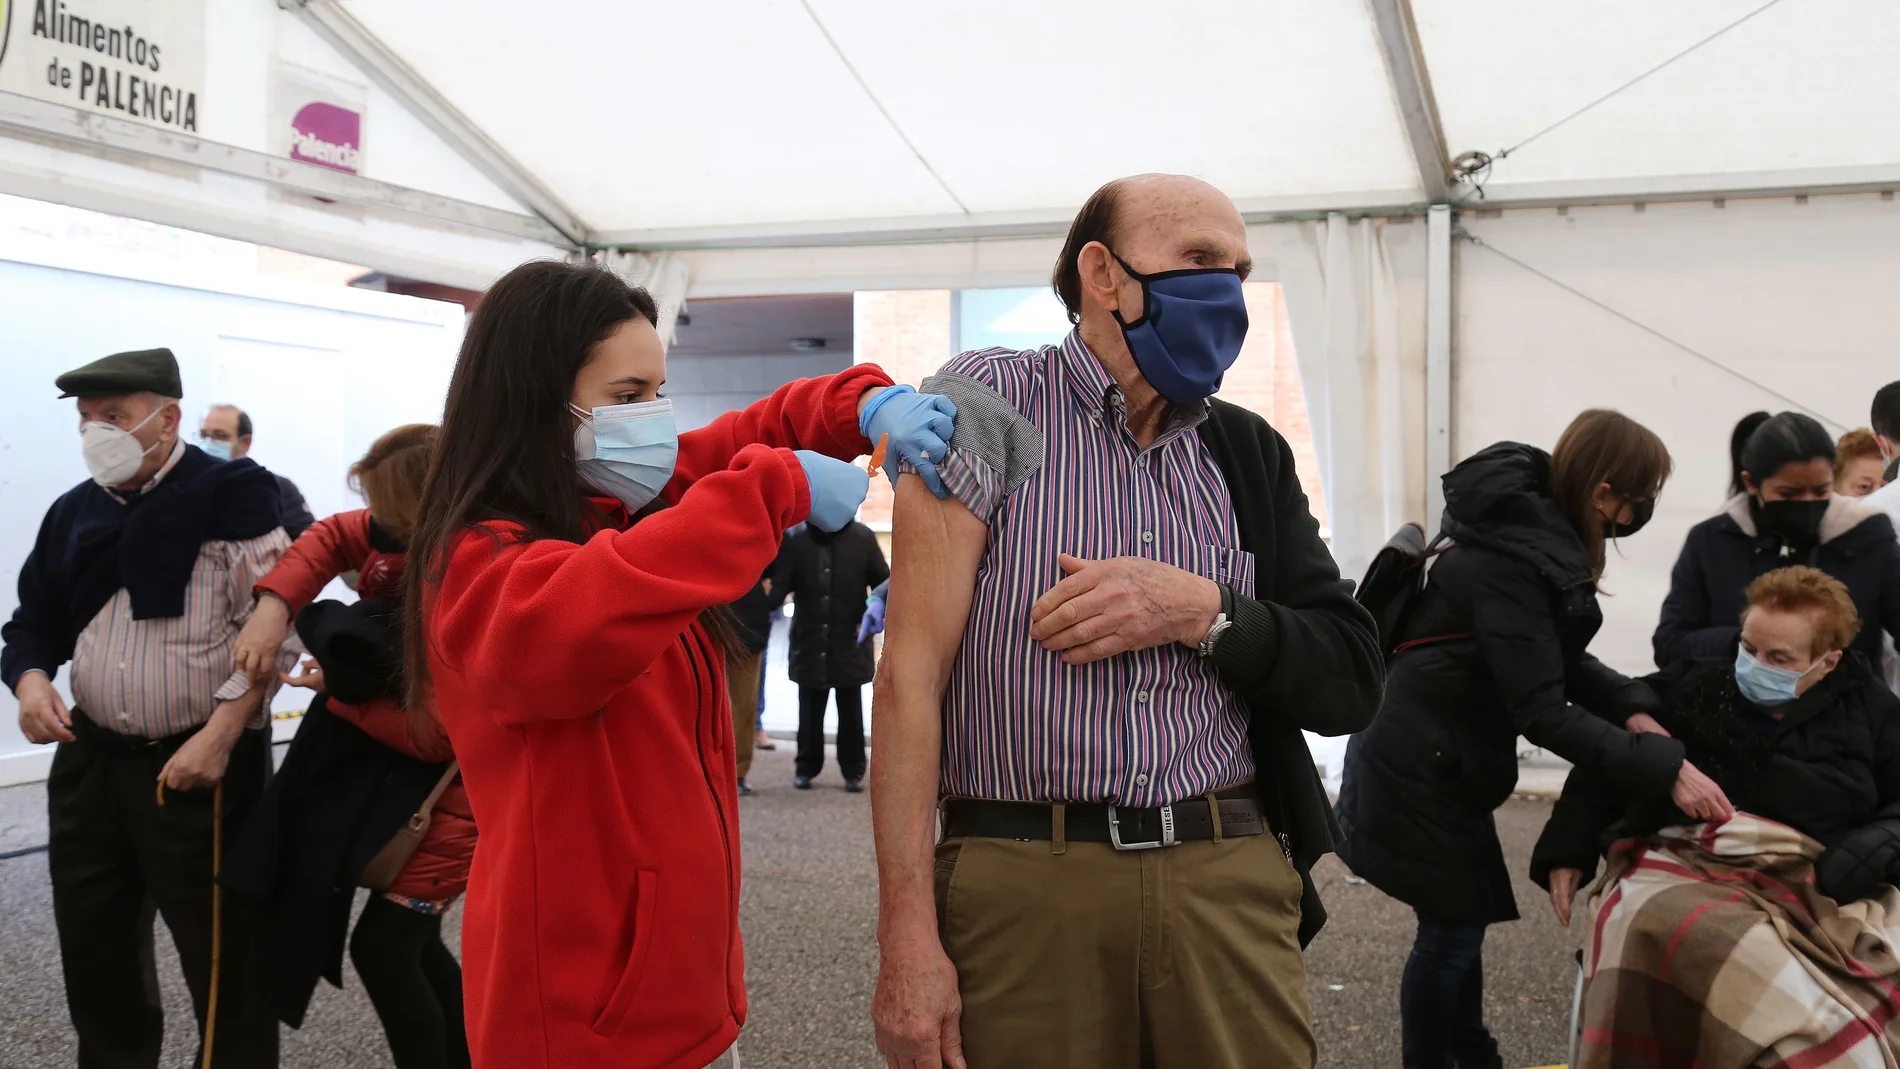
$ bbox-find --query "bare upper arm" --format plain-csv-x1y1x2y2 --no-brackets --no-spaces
880,472,988,695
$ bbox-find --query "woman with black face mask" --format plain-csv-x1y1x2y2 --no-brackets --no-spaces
1336,409,1731,1069
1655,410,1900,669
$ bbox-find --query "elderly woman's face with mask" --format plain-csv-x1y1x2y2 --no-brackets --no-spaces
1737,606,1844,706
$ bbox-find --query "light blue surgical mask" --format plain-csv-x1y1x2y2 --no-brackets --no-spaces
1733,647,1825,706
200,438,233,461
570,398,678,513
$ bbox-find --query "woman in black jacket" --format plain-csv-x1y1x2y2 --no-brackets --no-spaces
1538,565,1900,927
774,519,889,791
1336,409,1732,1069
1654,411,1900,669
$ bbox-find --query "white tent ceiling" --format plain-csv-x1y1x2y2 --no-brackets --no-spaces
1417,0,1900,201
342,0,1423,243
336,0,1900,249
1,0,1895,288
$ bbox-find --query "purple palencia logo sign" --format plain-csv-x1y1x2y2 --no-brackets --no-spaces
290,101,361,174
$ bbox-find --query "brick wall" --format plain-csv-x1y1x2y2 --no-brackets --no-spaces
854,290,952,527
1226,282,1328,529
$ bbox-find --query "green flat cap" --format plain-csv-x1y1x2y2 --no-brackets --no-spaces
56,348,183,399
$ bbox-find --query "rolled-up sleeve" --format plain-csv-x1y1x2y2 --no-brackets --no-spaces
910,370,1044,523
216,530,293,704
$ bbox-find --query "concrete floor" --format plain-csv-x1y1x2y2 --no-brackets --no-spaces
0,744,1582,1068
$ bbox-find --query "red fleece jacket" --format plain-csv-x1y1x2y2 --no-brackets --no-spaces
427,366,889,1069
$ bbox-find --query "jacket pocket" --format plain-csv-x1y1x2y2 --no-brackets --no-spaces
1191,545,1258,599
1377,709,1458,781
590,870,659,1037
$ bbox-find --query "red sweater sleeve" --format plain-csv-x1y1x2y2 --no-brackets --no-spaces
429,444,810,726
666,364,893,501
254,510,373,612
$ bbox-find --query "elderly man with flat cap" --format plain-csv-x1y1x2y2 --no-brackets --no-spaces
3,348,289,1068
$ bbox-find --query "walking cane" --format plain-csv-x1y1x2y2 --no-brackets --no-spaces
157,778,223,1069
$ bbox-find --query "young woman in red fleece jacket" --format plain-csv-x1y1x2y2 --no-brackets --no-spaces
401,260,955,1069
236,423,477,1069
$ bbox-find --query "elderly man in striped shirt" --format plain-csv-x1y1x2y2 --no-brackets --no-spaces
869,175,1385,1069
4,348,288,1068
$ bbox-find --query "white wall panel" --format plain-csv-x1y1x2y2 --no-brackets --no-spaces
665,352,852,432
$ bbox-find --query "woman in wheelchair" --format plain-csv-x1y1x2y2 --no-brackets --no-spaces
1534,566,1900,1067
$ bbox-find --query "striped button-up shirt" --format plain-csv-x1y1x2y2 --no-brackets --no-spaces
62,444,291,738
926,331,1257,807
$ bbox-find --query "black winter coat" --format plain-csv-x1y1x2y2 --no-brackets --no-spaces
221,596,445,1027
729,542,789,655
1531,654,1900,889
221,698,443,1026
776,522,888,687
1335,443,1686,924
1655,494,1900,668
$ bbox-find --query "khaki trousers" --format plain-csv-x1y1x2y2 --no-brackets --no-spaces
727,649,762,780
934,824,1315,1069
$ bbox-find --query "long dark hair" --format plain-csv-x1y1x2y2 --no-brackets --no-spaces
1548,409,1673,580
402,260,661,715
1728,411,1772,497
1738,411,1836,495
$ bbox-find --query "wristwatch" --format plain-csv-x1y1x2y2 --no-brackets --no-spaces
1197,583,1237,659
1197,612,1234,659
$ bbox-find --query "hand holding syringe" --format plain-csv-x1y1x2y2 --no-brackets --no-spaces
858,386,956,498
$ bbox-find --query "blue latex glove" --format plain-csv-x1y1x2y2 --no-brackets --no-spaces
856,592,886,644
859,385,957,499
795,450,869,532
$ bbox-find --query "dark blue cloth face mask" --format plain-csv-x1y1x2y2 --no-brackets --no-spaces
1110,251,1250,405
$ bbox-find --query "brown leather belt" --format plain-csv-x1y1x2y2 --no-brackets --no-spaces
941,785,1264,850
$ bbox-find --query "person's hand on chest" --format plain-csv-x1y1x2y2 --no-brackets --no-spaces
1028,552,1223,665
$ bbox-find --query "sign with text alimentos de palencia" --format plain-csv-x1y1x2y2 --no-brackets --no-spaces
0,0,206,132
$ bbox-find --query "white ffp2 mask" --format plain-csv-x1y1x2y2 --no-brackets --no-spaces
80,406,163,487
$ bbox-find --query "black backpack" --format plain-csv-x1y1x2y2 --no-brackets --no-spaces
1353,523,1467,659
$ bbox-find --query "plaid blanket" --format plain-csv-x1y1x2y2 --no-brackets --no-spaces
1581,814,1900,1068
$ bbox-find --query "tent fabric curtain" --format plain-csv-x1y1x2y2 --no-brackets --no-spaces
1266,213,1428,796
1266,213,1428,586
598,250,692,348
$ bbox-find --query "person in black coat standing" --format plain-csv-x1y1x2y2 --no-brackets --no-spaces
775,520,889,791
1654,411,1900,669
1335,409,1733,1069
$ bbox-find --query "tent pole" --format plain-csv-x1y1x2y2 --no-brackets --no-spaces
1425,205,1454,531
1368,0,1453,205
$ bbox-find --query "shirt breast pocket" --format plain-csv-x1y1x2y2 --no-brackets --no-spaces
1188,545,1257,600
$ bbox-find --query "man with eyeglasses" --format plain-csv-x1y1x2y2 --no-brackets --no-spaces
199,403,314,540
